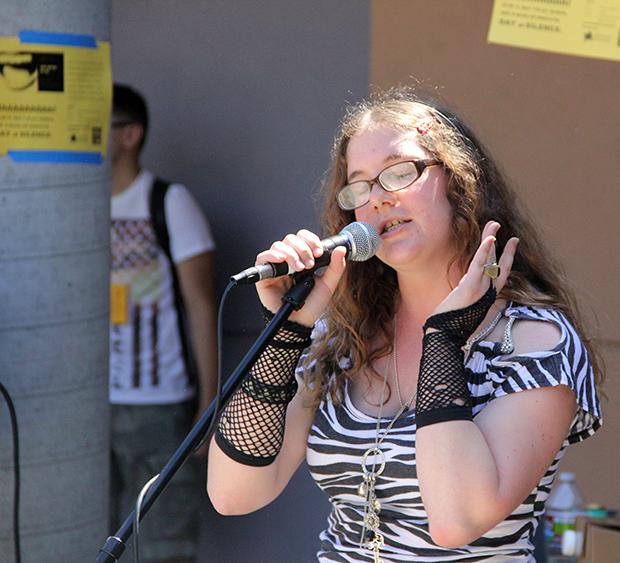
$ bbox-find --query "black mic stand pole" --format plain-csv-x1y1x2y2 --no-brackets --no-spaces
94,274,316,563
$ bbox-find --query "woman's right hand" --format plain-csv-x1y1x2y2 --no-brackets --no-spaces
255,229,348,327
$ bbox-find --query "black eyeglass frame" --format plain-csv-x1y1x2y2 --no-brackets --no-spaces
110,120,140,128
336,158,441,211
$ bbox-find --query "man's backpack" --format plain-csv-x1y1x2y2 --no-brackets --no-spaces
148,178,198,392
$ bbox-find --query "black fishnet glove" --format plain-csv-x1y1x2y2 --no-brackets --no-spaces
415,286,496,429
214,308,312,466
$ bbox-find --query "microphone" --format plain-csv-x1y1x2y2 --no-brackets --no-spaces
231,221,380,285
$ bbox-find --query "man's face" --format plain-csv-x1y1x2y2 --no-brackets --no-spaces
110,113,143,166
110,115,125,166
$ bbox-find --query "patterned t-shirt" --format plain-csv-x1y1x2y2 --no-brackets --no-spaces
304,304,602,562
110,170,215,405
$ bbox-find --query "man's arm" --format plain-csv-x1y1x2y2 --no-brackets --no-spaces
177,250,218,452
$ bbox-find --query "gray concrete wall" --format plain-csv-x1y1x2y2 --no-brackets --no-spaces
110,2,369,561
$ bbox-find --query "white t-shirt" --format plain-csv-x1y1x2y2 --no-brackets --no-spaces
110,170,215,405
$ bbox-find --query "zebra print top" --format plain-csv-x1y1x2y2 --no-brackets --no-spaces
303,304,602,562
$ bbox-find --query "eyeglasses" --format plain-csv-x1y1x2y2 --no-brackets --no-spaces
111,120,137,128
336,159,441,211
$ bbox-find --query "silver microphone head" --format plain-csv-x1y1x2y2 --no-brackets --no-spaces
340,221,380,262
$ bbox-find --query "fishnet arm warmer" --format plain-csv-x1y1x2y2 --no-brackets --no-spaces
214,309,312,466
415,286,496,429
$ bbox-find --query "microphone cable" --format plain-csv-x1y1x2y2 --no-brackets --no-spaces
189,280,235,454
132,280,235,563
0,381,21,563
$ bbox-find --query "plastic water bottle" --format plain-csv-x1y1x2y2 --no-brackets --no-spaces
560,503,609,559
544,472,584,562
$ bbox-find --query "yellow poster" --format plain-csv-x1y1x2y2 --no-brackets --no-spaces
0,30,111,163
488,0,620,62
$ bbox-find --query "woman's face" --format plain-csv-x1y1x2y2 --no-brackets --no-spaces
347,125,456,274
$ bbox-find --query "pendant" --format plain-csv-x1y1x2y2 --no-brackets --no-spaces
358,479,368,497
364,511,380,530
360,446,387,559
368,531,385,563
361,468,383,561
361,447,386,478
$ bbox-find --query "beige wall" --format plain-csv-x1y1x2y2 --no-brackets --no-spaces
371,0,620,509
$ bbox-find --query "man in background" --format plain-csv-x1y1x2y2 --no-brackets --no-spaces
109,83,217,563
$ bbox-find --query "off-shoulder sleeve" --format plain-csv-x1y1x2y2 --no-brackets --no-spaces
474,305,602,444
488,349,602,443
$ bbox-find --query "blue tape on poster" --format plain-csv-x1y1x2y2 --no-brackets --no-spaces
8,150,103,164
19,30,97,48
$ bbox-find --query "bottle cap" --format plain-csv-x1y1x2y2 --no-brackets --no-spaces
562,529,583,556
585,503,608,518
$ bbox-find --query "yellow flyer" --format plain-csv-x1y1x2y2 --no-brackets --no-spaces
488,0,620,62
0,30,111,163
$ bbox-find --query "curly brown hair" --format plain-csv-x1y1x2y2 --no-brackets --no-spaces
302,87,603,405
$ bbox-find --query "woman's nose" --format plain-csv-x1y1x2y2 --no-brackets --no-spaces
368,181,395,208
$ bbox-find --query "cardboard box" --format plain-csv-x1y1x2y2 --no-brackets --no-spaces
575,517,620,563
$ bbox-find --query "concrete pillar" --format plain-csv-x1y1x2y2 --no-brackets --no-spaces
0,2,111,562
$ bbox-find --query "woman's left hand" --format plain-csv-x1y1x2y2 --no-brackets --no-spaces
431,221,519,316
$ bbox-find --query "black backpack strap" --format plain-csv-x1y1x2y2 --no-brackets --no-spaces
149,177,172,261
149,177,198,392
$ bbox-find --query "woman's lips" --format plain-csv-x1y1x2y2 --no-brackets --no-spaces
381,219,411,236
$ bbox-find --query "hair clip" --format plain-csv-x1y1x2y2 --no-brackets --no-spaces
415,117,435,135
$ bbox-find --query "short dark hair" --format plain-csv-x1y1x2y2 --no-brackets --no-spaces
113,83,149,149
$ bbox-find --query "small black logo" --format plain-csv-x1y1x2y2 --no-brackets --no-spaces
0,51,64,92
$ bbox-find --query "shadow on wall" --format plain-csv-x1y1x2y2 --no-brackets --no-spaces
199,467,329,562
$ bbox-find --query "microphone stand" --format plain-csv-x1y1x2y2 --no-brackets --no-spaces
94,273,316,563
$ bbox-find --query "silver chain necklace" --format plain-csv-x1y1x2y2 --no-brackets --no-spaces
462,305,515,357
358,306,514,562
358,317,416,562
393,318,407,409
